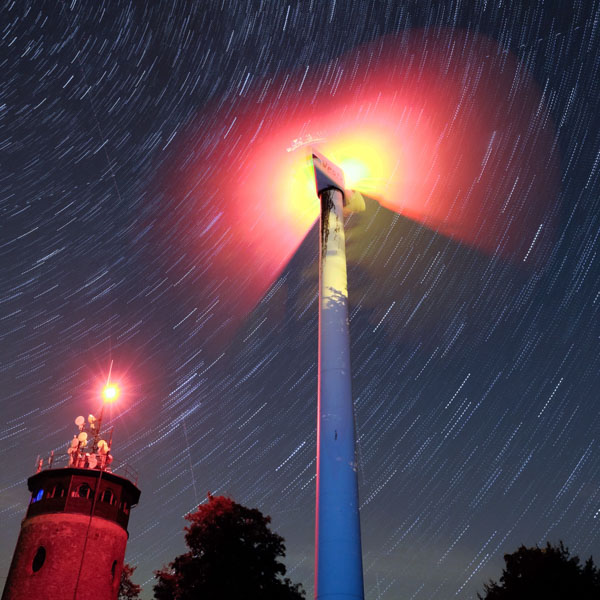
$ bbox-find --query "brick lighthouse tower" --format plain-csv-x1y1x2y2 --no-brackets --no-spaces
2,379,140,600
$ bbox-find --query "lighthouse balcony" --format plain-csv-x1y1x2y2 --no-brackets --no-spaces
25,467,140,531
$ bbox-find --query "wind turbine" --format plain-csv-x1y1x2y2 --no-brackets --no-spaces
312,149,366,600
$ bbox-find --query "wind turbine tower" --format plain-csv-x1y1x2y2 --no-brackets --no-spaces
312,149,365,600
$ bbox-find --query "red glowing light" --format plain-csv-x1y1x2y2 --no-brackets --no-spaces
158,30,559,339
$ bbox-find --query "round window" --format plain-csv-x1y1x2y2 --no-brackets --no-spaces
32,546,46,572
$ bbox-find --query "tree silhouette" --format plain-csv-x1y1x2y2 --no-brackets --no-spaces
478,541,600,600
118,563,141,599
153,494,305,600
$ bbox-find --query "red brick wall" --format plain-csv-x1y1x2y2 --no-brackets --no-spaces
2,512,127,600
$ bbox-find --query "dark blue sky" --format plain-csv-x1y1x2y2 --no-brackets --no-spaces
2,2,600,598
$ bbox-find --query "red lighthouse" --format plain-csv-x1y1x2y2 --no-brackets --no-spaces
2,383,140,600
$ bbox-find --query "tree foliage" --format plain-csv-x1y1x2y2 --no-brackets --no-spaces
153,494,305,600
478,541,600,600
119,562,142,600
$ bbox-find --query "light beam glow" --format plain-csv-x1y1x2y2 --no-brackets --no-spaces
157,29,559,341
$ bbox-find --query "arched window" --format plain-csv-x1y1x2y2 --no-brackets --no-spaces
32,546,46,572
77,483,91,499
101,489,114,504
49,485,65,499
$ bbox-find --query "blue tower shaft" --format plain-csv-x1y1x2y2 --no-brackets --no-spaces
315,186,364,600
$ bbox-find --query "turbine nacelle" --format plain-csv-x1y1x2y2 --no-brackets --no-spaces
312,148,365,215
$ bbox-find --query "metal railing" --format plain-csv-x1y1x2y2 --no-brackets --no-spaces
34,452,138,486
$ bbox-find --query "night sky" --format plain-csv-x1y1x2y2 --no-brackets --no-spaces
2,2,600,598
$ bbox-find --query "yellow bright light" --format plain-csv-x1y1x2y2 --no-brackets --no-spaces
279,128,398,237
102,383,119,403
327,130,397,196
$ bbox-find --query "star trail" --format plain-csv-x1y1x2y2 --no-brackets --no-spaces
2,2,600,599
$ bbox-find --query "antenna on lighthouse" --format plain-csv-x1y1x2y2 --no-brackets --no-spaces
91,360,120,454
